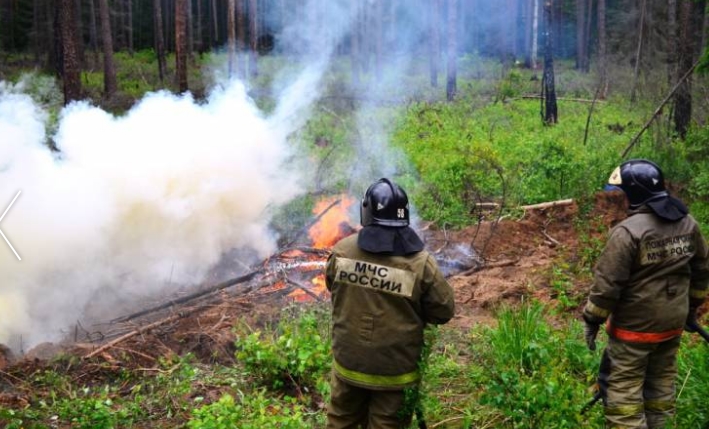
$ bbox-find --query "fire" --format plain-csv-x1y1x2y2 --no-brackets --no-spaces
308,195,358,249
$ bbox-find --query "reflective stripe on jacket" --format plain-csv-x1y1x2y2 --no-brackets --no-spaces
326,234,455,389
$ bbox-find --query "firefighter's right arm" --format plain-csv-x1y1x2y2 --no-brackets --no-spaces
583,226,635,325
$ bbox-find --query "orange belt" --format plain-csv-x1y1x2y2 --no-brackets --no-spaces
607,324,683,343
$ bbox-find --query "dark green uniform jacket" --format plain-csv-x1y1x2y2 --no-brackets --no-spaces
326,234,455,389
584,206,709,342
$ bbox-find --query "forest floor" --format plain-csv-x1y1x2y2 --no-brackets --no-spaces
0,191,630,427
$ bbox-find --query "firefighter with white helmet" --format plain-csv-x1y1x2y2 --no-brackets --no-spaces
583,159,709,428
325,178,455,428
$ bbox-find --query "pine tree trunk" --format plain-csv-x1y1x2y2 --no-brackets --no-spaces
542,0,557,124
196,0,203,53
127,0,134,54
524,0,533,67
446,0,458,101
249,0,258,77
374,0,382,79
88,0,99,68
211,0,218,46
74,0,85,66
629,0,646,103
351,0,360,86
531,0,539,69
59,0,82,104
175,0,188,93
98,0,117,96
227,0,237,77
430,0,441,87
236,0,247,78
674,0,706,138
575,0,585,70
154,0,166,82
583,0,593,72
597,0,607,97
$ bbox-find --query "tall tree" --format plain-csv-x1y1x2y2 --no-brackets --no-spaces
249,0,258,77
127,0,134,54
236,0,246,78
429,0,442,87
58,0,82,104
227,0,237,77
175,0,188,93
597,0,607,97
575,0,587,70
447,0,458,101
98,0,117,96
531,0,540,68
211,0,218,47
541,0,557,124
674,0,707,138
630,0,647,103
88,0,99,67
195,0,203,53
154,0,167,82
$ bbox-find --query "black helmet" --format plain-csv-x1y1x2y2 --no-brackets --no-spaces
608,159,668,208
360,178,410,227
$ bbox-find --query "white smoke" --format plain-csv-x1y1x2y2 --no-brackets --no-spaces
0,77,312,348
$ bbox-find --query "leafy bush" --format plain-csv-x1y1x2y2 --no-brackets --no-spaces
472,302,604,428
188,391,316,429
234,307,332,393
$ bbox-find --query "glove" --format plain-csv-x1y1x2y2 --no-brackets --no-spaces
685,307,699,333
584,322,601,351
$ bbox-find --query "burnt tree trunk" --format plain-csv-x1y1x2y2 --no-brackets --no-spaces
98,0,117,96
127,0,134,54
541,0,558,124
175,0,189,93
59,0,82,104
429,0,441,87
73,0,85,66
211,0,218,47
446,0,458,101
196,0,203,53
154,0,167,82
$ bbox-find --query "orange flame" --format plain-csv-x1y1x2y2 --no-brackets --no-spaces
308,195,358,248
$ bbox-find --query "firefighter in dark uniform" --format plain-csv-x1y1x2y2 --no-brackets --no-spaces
583,159,709,429
325,178,455,429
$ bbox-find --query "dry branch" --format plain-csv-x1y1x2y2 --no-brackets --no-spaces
85,307,203,359
111,268,264,323
621,57,701,158
517,95,606,104
521,198,574,210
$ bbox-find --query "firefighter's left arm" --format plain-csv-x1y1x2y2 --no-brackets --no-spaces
420,255,455,325
583,226,635,324
689,222,709,309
